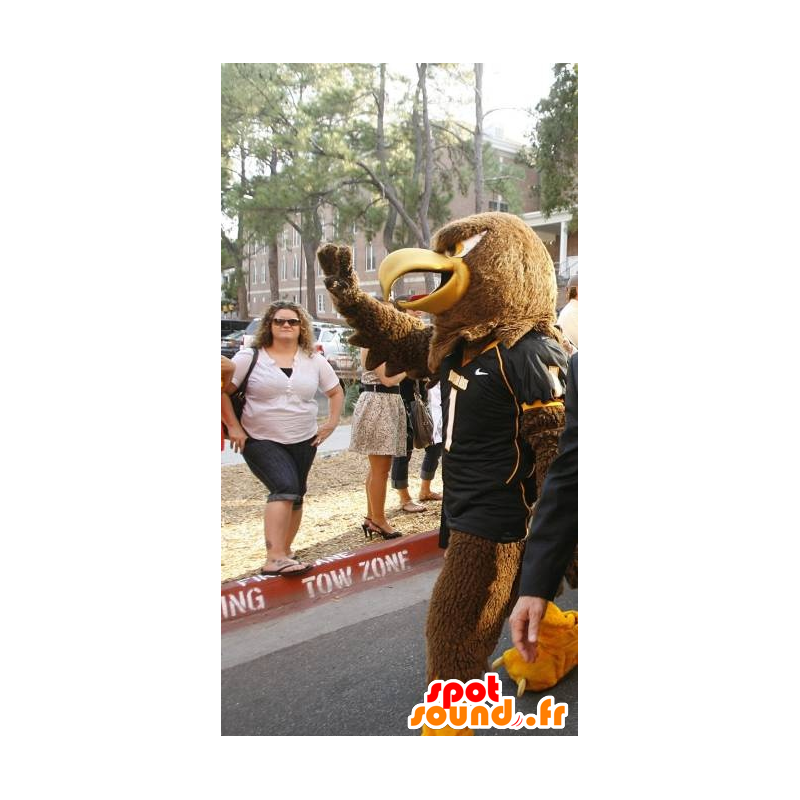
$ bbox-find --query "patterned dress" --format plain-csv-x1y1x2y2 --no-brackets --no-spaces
349,367,407,456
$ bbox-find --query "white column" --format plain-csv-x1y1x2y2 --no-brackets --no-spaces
559,219,569,276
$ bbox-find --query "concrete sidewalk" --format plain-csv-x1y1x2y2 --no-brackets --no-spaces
221,424,352,466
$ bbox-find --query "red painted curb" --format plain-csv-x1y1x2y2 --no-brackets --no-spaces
221,528,442,624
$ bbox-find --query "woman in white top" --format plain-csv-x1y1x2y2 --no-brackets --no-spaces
223,302,343,577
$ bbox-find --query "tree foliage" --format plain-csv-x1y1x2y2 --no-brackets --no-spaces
221,63,530,310
523,63,578,218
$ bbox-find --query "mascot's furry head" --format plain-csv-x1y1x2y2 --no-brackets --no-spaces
379,212,560,371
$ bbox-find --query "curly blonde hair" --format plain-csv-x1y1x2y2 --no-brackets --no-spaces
253,301,315,356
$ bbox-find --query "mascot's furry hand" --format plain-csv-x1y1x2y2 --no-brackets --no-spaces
317,243,432,378
317,243,360,304
492,602,578,694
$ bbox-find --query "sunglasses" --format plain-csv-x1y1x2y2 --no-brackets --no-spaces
272,318,301,327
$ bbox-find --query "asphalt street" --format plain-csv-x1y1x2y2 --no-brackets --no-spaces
221,565,578,736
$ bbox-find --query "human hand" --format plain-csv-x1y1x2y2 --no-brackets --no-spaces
510,596,548,663
313,420,337,448
228,426,248,454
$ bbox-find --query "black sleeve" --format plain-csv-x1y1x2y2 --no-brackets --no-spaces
518,353,578,599
505,336,568,405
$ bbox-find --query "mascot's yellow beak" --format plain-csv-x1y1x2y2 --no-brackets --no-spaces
378,248,471,315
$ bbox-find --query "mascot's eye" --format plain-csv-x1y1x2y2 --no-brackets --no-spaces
446,230,486,259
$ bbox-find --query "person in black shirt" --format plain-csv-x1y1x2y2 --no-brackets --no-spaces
510,352,578,663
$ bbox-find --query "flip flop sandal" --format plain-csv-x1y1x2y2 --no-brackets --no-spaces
260,559,313,577
401,501,426,513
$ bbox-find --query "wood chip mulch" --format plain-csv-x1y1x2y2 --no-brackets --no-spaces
221,448,442,584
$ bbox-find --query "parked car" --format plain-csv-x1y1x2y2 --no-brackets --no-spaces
313,326,352,360
240,318,262,350
221,329,247,359
313,321,339,341
314,326,361,383
221,318,250,337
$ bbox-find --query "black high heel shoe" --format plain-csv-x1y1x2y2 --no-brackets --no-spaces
363,517,402,540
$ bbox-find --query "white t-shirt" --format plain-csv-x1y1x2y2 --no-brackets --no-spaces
557,299,579,348
428,382,443,445
231,347,339,444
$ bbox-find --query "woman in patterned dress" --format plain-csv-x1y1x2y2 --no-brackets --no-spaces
349,348,408,539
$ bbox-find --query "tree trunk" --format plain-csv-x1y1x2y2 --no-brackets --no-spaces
236,143,249,318
377,65,387,182
417,64,435,293
268,234,279,303
474,63,485,214
267,149,280,304
236,265,249,318
383,205,404,297
303,237,320,318
377,64,404,296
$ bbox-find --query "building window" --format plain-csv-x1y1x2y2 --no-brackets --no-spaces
292,295,297,304
292,253,299,279
281,255,287,281
488,199,509,212
366,241,375,272
317,293,325,313
293,227,301,247
282,229,287,249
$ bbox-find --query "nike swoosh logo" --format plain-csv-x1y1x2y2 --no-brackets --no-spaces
475,368,488,376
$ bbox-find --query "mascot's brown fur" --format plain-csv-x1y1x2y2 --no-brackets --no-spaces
318,212,577,733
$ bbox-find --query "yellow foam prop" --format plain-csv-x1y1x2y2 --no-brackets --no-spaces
492,602,578,693
421,724,475,736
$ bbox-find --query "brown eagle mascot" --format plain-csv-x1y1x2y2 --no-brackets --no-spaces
317,212,577,735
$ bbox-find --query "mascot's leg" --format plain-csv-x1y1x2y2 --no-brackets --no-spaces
421,531,525,736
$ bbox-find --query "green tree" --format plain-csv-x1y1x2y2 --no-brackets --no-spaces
523,63,578,218
221,63,497,309
221,63,289,317
228,63,385,316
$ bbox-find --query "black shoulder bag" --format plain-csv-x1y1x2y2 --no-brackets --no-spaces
224,348,259,439
410,384,434,449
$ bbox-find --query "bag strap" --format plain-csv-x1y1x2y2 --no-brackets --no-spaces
239,347,259,393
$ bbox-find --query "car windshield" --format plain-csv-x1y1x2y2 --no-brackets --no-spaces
245,319,260,334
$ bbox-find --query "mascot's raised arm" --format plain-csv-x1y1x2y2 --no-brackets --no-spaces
318,212,577,736
316,243,431,378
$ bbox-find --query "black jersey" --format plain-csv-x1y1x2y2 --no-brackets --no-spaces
438,331,568,545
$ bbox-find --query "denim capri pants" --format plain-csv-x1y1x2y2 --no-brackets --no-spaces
242,435,317,509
